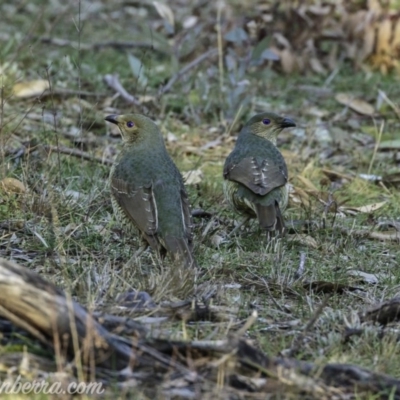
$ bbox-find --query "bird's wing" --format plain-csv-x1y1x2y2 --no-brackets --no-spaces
111,177,158,236
224,157,287,196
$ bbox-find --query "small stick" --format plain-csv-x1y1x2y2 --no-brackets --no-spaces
43,145,113,166
103,74,142,107
294,252,307,280
159,48,218,95
34,36,168,54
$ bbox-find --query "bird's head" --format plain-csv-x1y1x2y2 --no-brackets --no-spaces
105,113,161,144
244,112,296,143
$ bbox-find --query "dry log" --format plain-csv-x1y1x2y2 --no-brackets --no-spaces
0,258,137,370
1,257,400,398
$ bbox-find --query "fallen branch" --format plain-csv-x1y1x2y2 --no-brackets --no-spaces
2,257,400,398
0,258,134,370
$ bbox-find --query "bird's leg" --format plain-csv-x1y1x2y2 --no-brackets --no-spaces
228,216,250,237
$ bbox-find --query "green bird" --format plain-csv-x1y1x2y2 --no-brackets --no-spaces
105,113,197,268
223,112,296,237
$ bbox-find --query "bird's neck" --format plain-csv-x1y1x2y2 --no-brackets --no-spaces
122,135,166,154
241,129,279,145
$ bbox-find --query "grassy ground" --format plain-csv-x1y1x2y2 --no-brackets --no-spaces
1,0,400,398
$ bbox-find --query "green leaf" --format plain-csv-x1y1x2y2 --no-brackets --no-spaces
224,28,248,43
379,139,400,150
127,53,148,87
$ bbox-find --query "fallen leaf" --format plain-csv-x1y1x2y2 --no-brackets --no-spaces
127,53,148,87
289,186,311,207
359,173,382,182
182,169,203,185
369,231,400,241
224,27,248,43
347,270,379,284
343,201,387,213
377,220,400,232
288,234,318,248
0,178,26,194
183,16,197,29
296,176,319,192
13,80,50,98
335,93,375,115
200,138,222,151
279,48,297,74
153,1,174,29
379,139,400,150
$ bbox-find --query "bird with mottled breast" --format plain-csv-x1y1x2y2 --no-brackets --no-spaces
105,113,197,268
223,112,296,237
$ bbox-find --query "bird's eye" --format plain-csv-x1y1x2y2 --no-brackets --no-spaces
262,118,271,125
126,121,135,128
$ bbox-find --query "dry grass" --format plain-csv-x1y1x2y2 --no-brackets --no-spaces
1,0,400,398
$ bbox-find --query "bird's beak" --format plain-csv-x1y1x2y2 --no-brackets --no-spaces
281,117,296,128
105,114,119,125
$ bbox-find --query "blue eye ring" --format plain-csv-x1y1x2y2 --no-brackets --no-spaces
126,121,135,128
262,118,270,125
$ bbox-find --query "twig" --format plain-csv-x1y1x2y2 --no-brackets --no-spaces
19,35,169,55
234,311,258,338
262,276,289,313
43,145,113,166
368,119,384,175
159,48,219,95
378,89,400,119
40,88,105,98
103,74,142,107
294,252,307,280
191,209,213,218
338,227,400,242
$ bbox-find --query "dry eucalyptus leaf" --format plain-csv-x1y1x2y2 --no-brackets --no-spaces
288,186,310,207
153,1,174,28
347,270,379,284
375,18,392,56
182,169,203,185
343,201,387,213
335,93,375,116
0,178,26,194
288,234,318,248
296,176,319,192
359,173,382,182
279,48,297,74
12,80,50,98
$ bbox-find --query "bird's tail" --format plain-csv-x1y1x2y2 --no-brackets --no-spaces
255,201,285,237
164,237,198,269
